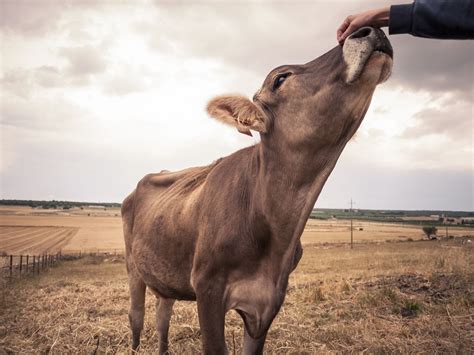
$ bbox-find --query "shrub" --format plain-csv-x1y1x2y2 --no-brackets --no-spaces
422,226,438,239
400,300,421,317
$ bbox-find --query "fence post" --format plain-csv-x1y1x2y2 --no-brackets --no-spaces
9,255,13,281
33,255,36,274
26,255,29,273
19,255,23,275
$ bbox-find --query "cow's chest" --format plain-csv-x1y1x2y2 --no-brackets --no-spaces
223,272,288,338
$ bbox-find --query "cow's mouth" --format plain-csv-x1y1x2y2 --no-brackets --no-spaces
343,27,393,84
373,37,393,58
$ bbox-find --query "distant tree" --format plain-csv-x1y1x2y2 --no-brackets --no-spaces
422,226,438,239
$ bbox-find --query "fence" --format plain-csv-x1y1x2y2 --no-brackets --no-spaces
0,249,125,282
1,252,61,280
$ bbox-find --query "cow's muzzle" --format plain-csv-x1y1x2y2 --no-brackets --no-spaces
342,26,393,83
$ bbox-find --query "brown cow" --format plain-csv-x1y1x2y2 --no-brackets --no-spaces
122,27,392,354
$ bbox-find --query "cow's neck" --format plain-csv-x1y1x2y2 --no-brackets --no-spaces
253,139,346,274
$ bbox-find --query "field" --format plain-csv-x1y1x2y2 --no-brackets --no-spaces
1,205,473,353
1,206,473,255
1,240,472,353
0,206,123,253
0,226,78,255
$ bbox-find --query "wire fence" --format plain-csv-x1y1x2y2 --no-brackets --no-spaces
0,249,125,282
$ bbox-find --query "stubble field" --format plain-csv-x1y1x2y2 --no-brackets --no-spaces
1,240,472,353
1,205,473,353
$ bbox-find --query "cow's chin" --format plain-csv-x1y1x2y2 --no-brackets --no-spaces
362,52,393,84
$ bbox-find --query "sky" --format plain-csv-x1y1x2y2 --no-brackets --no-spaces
0,0,473,211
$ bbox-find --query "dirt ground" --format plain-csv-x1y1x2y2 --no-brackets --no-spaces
1,239,472,353
1,206,473,254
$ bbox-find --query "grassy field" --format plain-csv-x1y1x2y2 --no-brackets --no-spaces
1,239,472,353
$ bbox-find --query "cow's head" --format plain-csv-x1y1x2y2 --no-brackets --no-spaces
207,27,392,153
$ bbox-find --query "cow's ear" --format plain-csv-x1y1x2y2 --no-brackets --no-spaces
206,95,268,137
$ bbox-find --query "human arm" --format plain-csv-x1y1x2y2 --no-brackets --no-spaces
390,0,474,39
337,0,474,43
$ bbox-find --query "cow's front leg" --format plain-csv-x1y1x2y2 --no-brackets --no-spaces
195,280,228,355
242,326,267,355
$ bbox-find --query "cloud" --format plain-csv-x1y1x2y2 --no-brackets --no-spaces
0,69,34,99
139,2,344,74
103,75,147,96
34,66,63,88
400,98,472,143
1,95,87,131
0,0,108,37
318,159,473,211
59,45,107,77
138,1,472,100
0,1,63,37
0,0,472,209
388,36,474,99
0,44,109,98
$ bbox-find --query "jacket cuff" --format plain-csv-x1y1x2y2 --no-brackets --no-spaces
389,4,413,35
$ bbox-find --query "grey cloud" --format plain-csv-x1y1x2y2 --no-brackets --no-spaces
0,1,63,37
318,159,473,211
141,1,472,98
388,36,474,98
59,45,107,77
140,2,344,74
0,69,34,99
1,64,90,99
34,66,63,88
1,96,87,131
400,99,472,142
0,0,106,37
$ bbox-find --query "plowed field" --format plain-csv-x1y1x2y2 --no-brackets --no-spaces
0,226,78,254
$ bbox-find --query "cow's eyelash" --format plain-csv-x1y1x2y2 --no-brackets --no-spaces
272,73,291,91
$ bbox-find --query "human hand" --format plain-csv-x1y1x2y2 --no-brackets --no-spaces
337,6,390,44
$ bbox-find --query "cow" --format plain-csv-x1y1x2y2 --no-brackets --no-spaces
122,26,393,354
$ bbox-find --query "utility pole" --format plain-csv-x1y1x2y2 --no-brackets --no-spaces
349,198,355,249
445,212,448,239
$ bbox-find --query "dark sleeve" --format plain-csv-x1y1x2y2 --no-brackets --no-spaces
388,0,474,39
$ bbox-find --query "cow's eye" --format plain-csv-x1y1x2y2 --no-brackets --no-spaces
273,73,291,91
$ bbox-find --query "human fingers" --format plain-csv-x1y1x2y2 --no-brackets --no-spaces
339,21,359,44
337,17,351,43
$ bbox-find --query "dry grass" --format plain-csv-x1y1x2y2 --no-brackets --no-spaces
1,239,472,353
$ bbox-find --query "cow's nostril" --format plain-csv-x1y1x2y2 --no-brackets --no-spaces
350,27,373,39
